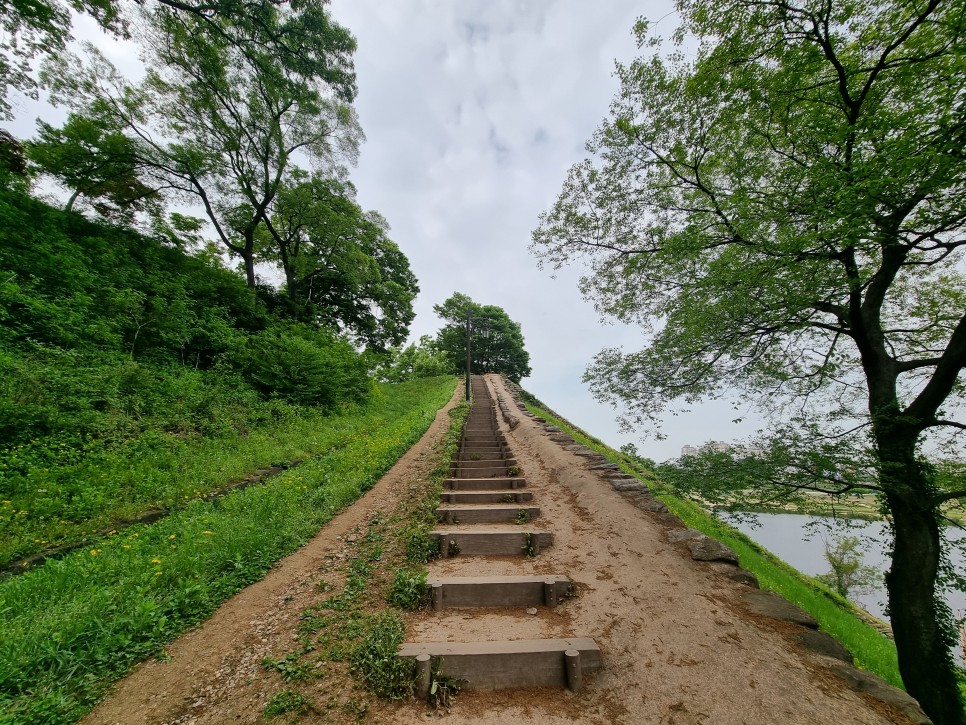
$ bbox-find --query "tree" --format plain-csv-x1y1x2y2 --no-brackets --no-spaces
1,0,355,119
817,536,881,600
26,108,160,218
261,172,418,349
40,1,361,288
532,1,966,721
433,293,531,383
378,335,449,383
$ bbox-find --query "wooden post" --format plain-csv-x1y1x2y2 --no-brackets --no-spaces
431,583,443,611
416,653,432,700
544,578,557,607
564,649,582,691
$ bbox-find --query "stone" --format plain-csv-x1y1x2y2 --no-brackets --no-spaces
798,630,852,663
708,562,760,588
687,536,740,565
667,528,705,544
589,462,620,471
741,590,818,629
820,657,931,724
635,497,669,514
612,481,648,492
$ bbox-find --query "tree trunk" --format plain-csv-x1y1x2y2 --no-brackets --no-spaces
879,431,963,724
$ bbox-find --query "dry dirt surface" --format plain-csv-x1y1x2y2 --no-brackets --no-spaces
85,375,912,725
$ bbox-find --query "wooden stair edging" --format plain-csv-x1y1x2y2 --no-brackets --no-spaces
427,574,572,609
444,477,527,490
432,529,553,557
400,637,601,693
441,490,533,504
435,504,540,524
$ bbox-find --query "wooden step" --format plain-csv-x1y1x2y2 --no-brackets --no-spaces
435,504,540,524
441,490,533,504
428,575,572,609
450,466,513,478
461,440,508,450
399,638,601,692
444,478,526,490
453,459,517,470
432,529,552,557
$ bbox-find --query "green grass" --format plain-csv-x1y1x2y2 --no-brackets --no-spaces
0,376,457,724
0,378,443,569
518,393,903,690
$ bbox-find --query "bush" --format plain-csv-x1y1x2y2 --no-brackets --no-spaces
232,325,370,408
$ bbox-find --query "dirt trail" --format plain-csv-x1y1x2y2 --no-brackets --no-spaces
85,375,911,724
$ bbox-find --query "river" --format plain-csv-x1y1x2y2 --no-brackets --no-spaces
719,511,966,628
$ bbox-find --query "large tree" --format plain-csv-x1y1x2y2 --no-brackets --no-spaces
40,3,361,287
532,1,966,722
1,0,354,119
434,292,531,383
261,171,418,349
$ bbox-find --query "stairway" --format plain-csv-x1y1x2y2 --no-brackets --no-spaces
398,375,601,699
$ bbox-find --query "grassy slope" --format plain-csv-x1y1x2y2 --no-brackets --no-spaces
514,389,903,690
0,376,456,725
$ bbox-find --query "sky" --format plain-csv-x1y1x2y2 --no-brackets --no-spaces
2,1,765,462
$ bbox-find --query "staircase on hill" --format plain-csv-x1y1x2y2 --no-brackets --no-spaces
397,375,602,696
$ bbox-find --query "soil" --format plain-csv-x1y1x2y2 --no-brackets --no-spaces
83,376,913,725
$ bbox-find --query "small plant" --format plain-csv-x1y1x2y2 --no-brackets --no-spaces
522,532,535,557
261,650,313,682
500,493,515,503
404,524,441,563
515,508,529,524
429,671,466,710
263,689,310,717
447,538,461,557
350,612,414,699
507,465,521,476
387,568,429,610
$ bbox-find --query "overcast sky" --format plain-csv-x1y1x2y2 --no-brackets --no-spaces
322,0,764,461
2,1,765,462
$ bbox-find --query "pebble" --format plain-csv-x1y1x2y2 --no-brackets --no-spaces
526,607,537,615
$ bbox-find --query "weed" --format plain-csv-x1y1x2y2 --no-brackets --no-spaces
263,689,310,717
507,465,521,477
387,568,429,610
403,524,440,563
500,493,515,503
429,671,466,710
262,651,314,682
350,612,414,699
515,508,529,524
522,532,535,557
447,538,461,557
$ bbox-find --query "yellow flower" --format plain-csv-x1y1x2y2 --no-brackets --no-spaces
89,549,100,556
168,534,176,539
155,571,162,576
202,530,213,535
150,557,161,564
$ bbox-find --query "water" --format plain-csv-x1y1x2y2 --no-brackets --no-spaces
720,511,966,629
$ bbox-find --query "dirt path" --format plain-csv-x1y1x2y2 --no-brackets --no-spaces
85,375,911,724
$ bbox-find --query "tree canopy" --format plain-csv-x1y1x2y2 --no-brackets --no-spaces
532,0,966,721
433,292,531,383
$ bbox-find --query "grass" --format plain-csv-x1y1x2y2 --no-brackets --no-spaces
0,381,451,569
515,389,904,690
0,376,457,724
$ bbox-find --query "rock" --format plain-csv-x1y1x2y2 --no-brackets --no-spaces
687,536,740,565
635,497,669,513
526,607,537,615
820,657,931,724
707,562,760,588
667,528,705,544
657,512,686,526
798,630,852,663
589,462,620,471
612,481,648,492
741,590,818,629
